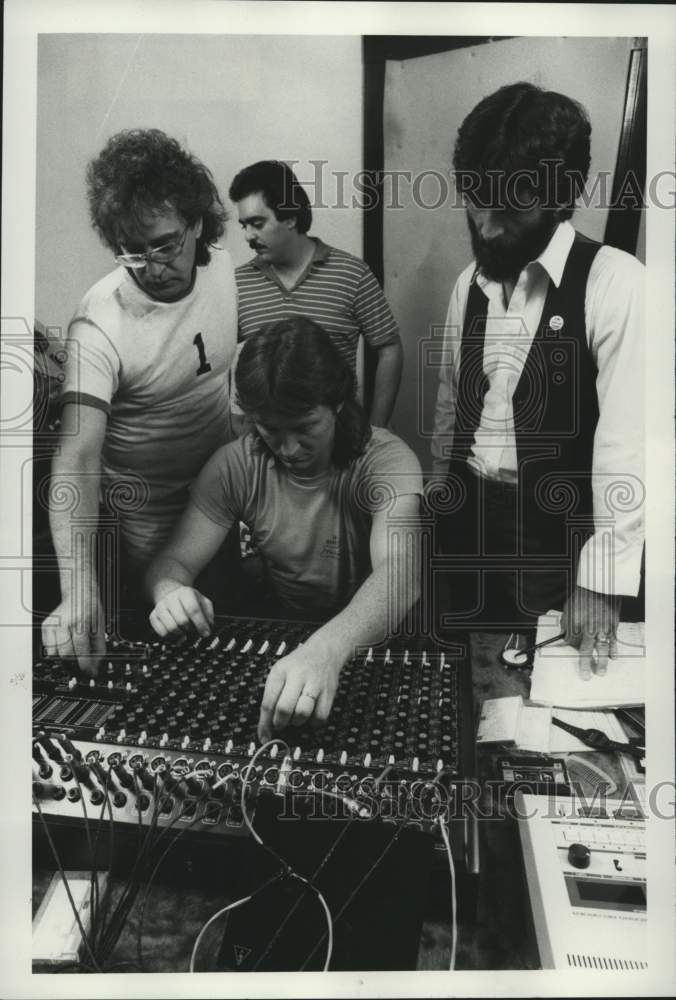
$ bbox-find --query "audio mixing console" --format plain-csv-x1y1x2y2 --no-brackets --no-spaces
33,617,477,857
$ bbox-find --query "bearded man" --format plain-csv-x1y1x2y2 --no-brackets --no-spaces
431,83,644,679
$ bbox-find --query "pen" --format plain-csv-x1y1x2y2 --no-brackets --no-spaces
500,632,566,668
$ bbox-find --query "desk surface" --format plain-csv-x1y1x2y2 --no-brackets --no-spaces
32,630,629,974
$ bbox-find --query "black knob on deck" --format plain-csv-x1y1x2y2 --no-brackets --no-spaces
568,843,591,869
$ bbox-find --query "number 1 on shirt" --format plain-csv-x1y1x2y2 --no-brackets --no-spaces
193,332,212,375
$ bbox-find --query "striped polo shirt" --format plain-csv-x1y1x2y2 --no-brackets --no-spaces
234,237,400,370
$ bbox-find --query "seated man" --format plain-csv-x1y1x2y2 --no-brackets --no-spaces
146,317,422,741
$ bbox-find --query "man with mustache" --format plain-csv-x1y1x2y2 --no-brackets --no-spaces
229,160,403,428
431,82,644,678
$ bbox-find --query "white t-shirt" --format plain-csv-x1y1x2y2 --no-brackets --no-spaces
190,427,423,617
61,246,238,567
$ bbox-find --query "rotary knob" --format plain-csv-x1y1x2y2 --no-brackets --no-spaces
567,842,591,869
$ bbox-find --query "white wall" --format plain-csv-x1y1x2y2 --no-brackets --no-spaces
383,36,638,467
35,33,363,337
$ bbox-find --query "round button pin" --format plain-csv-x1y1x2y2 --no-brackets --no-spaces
549,315,564,330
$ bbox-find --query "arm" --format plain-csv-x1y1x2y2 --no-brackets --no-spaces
257,491,421,742
146,502,232,637
430,276,466,477
41,403,107,673
369,338,404,426
353,264,402,426
562,251,645,677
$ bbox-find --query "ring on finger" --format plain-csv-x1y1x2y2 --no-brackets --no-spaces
300,691,318,702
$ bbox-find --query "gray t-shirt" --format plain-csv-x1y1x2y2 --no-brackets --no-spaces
190,427,423,617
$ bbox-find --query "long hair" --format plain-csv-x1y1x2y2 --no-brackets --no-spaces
453,82,591,220
86,128,227,265
228,160,312,234
235,317,371,467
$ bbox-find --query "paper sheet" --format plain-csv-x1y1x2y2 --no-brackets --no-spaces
514,704,552,751
529,611,645,708
476,696,522,744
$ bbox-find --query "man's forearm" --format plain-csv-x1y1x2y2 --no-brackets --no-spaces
369,341,403,426
49,454,101,598
146,554,196,603
306,558,419,667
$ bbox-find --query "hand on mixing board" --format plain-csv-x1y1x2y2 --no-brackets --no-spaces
561,585,620,680
41,594,106,676
257,640,342,743
149,585,215,638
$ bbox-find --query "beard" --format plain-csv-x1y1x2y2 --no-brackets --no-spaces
468,212,558,282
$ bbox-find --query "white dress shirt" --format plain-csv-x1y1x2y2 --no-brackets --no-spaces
431,221,644,596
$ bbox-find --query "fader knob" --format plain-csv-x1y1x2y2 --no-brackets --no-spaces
567,843,591,869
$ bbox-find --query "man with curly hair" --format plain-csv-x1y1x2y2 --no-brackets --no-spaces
431,83,644,678
42,129,238,670
146,317,422,738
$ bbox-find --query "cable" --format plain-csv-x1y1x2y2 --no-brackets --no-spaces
308,787,372,818
250,766,401,972
299,818,406,971
102,763,225,966
235,740,337,972
67,760,101,943
239,738,289,847
110,766,148,950
93,770,119,961
135,809,209,969
437,816,458,971
32,793,102,972
299,771,455,971
189,893,252,972
88,766,116,954
288,872,333,971
104,798,166,961
251,804,355,972
98,769,165,962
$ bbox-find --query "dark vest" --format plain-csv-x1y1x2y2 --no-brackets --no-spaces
450,232,602,554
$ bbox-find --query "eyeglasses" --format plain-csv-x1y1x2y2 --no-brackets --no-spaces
114,224,190,269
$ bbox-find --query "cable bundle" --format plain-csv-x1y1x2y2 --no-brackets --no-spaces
33,737,459,973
